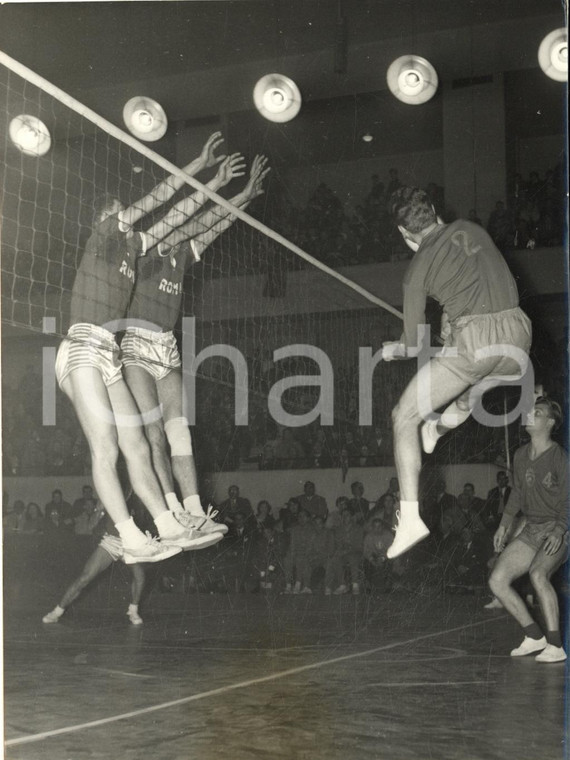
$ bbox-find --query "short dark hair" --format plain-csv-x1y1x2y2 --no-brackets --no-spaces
93,194,119,223
389,187,437,233
536,396,563,431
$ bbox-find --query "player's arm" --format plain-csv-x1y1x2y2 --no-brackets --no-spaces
143,153,246,248
118,132,226,230
381,281,427,361
494,459,521,552
163,155,270,260
543,449,569,556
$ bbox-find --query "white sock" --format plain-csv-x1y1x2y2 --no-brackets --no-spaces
183,494,204,516
165,492,182,512
154,510,183,538
399,501,420,521
115,516,146,547
128,603,138,613
53,605,65,617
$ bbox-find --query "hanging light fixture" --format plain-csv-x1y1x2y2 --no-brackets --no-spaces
253,74,302,123
538,28,568,82
123,96,168,141
386,55,438,105
9,114,52,156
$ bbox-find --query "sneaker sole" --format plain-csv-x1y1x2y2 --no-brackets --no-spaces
168,532,224,552
123,545,182,564
386,528,430,559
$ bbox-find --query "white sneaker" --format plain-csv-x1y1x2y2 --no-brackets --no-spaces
510,636,547,657
176,506,228,536
421,419,440,454
293,581,301,595
484,598,504,610
300,587,312,594
535,644,567,663
386,513,430,559
127,607,143,625
162,527,223,552
123,534,182,565
333,584,348,595
42,608,63,624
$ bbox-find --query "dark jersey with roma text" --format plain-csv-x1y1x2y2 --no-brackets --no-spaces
70,215,144,328
504,442,569,534
401,220,519,347
127,240,199,331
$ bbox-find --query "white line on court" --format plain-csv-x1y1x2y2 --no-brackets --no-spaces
5,615,506,747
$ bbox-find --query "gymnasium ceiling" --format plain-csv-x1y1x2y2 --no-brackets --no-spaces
0,0,566,133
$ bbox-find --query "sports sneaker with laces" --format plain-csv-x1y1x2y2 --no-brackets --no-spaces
333,584,348,595
386,511,430,559
123,534,183,565
175,506,228,536
127,606,143,625
483,597,504,610
510,635,547,657
162,527,224,552
535,644,567,663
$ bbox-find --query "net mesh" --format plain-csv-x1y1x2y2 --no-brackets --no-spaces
1,55,414,476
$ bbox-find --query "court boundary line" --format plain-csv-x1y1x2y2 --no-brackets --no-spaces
5,615,506,747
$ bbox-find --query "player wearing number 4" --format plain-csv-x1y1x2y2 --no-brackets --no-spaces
383,187,532,559
56,132,228,564
489,397,568,662
121,155,271,535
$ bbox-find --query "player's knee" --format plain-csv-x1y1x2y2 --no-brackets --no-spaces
91,435,119,468
529,566,549,589
488,568,504,595
164,417,193,457
392,402,417,431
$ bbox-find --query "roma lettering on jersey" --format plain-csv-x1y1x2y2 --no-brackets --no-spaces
128,241,198,331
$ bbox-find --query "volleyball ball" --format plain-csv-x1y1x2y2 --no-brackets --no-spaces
9,114,52,156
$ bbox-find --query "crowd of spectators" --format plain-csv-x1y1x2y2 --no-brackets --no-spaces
486,163,565,251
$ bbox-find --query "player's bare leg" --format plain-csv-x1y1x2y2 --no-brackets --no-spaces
108,378,222,552
43,546,114,622
388,359,471,558
528,544,568,662
127,563,146,625
489,540,549,656
157,369,228,534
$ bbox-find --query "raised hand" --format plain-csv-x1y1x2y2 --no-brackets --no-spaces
243,154,271,201
200,131,226,168
215,153,247,187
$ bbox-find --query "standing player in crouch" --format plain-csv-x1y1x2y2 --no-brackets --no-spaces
383,187,532,558
56,133,228,564
121,154,270,533
489,397,568,662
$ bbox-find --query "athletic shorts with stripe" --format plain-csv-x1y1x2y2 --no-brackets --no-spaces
435,307,532,385
120,326,181,381
55,323,123,389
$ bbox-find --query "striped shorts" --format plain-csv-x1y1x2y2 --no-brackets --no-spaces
121,326,180,381
55,323,123,389
99,533,124,562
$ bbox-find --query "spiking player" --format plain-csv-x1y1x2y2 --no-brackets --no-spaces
489,396,568,662
382,187,532,559
56,133,228,564
121,154,270,534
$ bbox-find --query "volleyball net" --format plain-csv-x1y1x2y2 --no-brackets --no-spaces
1,51,420,473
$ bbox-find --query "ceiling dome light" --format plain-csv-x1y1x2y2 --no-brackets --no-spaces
387,55,438,104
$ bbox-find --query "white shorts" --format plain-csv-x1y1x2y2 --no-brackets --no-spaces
55,323,122,389
121,326,181,381
99,533,124,562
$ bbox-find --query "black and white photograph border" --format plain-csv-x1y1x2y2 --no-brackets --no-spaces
1,2,568,759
